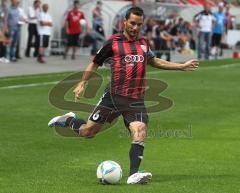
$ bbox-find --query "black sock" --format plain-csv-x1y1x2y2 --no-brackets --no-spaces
129,141,144,176
66,117,86,134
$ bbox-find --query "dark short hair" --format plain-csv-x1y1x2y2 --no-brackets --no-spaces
34,0,40,5
125,7,145,20
74,0,80,5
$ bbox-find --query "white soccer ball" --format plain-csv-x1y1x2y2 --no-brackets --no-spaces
97,160,122,184
79,19,87,26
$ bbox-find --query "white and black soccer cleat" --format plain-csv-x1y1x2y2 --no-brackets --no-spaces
127,172,152,184
48,112,76,127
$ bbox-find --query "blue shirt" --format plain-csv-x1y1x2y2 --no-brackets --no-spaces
7,6,20,30
213,11,226,34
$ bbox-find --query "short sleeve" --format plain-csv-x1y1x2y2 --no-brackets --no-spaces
80,12,86,20
194,11,202,21
147,47,155,59
93,40,113,66
65,11,70,22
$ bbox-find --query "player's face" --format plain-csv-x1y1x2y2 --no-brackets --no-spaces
124,13,144,39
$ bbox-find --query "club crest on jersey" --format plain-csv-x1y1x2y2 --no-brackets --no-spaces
140,45,147,53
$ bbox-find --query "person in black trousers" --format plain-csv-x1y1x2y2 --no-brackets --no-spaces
25,0,41,57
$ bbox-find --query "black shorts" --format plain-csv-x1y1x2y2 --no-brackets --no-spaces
39,35,50,48
67,34,79,47
89,90,148,128
212,33,222,47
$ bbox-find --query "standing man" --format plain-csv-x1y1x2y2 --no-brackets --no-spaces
7,0,25,62
63,0,86,60
212,2,226,59
25,0,41,57
48,7,199,184
37,3,52,63
92,1,105,37
194,3,215,60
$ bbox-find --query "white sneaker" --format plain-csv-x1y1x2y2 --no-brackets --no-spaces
127,172,152,184
0,57,10,63
48,112,76,127
3,57,10,63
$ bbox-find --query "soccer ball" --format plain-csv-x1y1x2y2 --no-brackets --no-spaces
79,19,87,32
79,19,87,27
97,160,122,184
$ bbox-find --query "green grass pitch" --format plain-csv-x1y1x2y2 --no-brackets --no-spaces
0,58,240,193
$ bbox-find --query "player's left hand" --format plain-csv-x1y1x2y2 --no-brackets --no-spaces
182,59,199,71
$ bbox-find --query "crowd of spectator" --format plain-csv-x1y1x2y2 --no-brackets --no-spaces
193,1,236,59
142,17,196,61
0,0,238,64
138,1,236,60
0,0,52,63
0,0,106,64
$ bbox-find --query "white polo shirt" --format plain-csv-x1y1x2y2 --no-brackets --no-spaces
37,11,53,36
28,6,40,24
195,11,216,32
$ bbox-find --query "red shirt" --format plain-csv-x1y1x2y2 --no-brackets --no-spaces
66,9,86,34
93,33,155,99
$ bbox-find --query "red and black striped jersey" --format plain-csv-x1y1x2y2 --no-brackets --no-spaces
93,33,155,99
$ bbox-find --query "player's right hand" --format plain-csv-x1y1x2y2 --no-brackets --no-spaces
73,82,85,102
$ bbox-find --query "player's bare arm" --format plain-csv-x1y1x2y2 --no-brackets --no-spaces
149,57,199,71
73,62,99,100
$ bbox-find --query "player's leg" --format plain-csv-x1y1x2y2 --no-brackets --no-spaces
128,121,147,174
126,121,152,184
48,112,103,138
48,90,118,138
113,95,152,184
65,116,103,138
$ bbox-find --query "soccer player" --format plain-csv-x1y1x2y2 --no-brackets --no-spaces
48,7,199,184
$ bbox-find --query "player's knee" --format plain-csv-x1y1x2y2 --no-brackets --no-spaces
80,124,101,138
80,129,95,138
129,122,147,141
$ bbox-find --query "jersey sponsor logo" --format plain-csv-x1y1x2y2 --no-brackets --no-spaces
124,55,144,63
